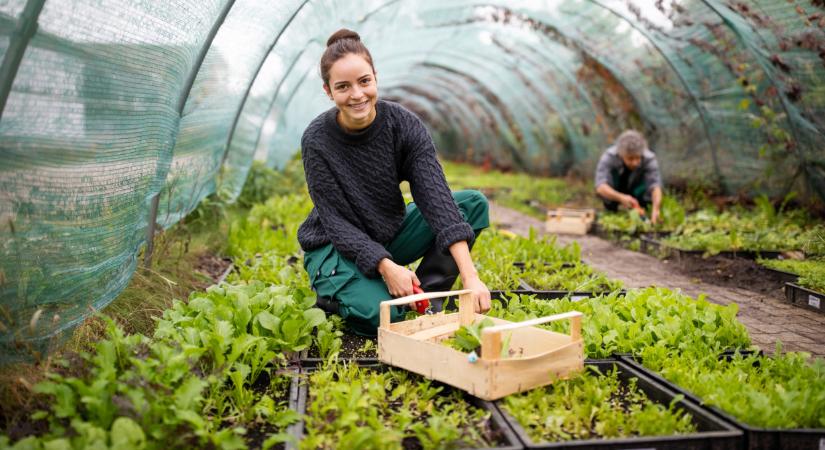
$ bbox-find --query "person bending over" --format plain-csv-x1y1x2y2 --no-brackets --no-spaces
297,28,491,336
594,130,663,224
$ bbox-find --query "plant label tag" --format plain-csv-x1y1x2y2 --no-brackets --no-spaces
809,295,821,309
571,295,586,302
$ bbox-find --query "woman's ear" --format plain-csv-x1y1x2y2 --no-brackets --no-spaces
322,83,332,100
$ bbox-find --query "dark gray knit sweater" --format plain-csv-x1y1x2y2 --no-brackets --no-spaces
297,100,474,278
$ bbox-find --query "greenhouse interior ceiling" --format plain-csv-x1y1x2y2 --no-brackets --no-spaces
2,0,825,358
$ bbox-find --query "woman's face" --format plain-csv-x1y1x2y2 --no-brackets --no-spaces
324,53,378,131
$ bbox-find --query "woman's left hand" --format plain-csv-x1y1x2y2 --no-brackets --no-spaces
462,275,491,313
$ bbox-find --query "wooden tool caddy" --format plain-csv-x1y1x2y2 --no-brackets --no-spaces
378,289,584,400
545,208,596,235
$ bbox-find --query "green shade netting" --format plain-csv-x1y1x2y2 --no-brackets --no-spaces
2,0,824,362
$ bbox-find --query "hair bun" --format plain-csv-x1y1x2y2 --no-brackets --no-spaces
326,29,360,47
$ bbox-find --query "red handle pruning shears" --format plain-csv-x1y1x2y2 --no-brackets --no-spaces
412,284,431,314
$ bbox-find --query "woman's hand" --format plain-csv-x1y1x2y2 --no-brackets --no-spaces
378,258,420,298
462,274,491,313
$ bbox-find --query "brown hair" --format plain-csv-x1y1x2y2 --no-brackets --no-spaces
320,29,375,88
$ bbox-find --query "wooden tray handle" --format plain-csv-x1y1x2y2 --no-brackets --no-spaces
379,289,472,329
480,311,583,361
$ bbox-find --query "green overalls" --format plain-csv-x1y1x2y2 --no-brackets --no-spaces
303,190,489,336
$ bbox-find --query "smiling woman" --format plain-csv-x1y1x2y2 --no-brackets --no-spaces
297,28,492,337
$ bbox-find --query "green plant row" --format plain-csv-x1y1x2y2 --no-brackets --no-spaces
596,194,685,234
637,345,825,429
441,161,595,219
596,193,824,256
501,365,696,442
488,288,751,359
471,228,621,291
300,362,501,449
757,257,825,293
5,278,336,450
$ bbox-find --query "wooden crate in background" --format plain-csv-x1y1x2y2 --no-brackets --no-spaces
545,208,595,235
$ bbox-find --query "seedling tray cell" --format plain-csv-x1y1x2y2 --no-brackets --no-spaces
497,359,743,450
784,283,825,315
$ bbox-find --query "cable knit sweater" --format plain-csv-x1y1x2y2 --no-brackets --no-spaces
297,99,474,278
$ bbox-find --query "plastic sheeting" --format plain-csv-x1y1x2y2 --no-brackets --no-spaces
2,0,824,361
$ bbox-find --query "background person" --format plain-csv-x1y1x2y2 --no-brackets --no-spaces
594,130,663,224
297,29,491,336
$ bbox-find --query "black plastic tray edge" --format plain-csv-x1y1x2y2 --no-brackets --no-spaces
784,282,825,315
617,355,825,450
496,359,743,450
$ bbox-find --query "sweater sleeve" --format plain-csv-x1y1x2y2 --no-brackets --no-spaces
401,112,475,254
301,138,391,277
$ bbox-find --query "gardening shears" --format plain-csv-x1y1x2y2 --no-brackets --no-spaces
412,284,433,315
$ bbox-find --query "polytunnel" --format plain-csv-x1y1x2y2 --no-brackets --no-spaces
1,0,825,361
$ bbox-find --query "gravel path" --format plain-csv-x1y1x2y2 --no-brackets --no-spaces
489,202,825,357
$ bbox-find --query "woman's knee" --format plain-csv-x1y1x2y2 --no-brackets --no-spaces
453,189,489,230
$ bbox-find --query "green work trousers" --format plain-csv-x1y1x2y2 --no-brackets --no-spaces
303,190,490,336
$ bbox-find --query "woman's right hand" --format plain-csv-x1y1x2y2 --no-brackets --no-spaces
378,258,420,298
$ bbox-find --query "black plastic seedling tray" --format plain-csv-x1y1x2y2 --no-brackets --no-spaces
513,262,577,270
762,267,798,284
288,362,523,450
496,359,743,450
618,356,825,450
443,290,625,310
784,282,825,314
639,235,783,261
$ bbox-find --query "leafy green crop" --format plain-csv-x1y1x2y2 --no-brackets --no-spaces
596,194,685,235
28,320,251,449
442,318,511,358
488,288,751,358
237,159,307,208
758,257,825,292
638,345,825,429
228,251,311,291
154,281,331,360
659,202,822,255
301,363,500,449
228,193,312,258
470,228,583,289
501,365,696,442
519,263,623,292
442,161,595,219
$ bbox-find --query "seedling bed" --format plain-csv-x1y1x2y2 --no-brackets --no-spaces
784,283,825,315
618,356,825,450
497,359,742,450
515,279,621,299
639,236,783,261
289,363,523,450
302,333,378,363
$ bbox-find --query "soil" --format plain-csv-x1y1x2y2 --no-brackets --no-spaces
672,254,786,296
195,253,233,284
305,333,377,359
